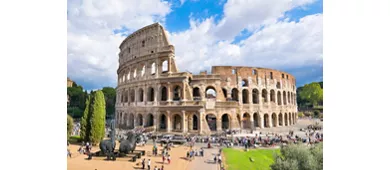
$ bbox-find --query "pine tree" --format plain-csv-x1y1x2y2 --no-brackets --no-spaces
89,90,106,145
80,95,91,141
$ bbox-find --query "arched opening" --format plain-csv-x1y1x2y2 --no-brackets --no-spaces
206,86,217,99
283,91,287,105
277,91,282,105
262,89,268,103
161,86,167,101
272,113,277,127
147,87,154,102
141,65,145,76
139,88,144,102
285,113,288,126
193,87,201,100
252,89,259,104
222,88,228,99
124,113,128,127
206,114,217,131
162,60,168,73
133,68,137,78
270,90,276,103
130,89,135,102
253,113,260,128
159,114,167,130
289,113,292,125
124,90,129,102
288,92,291,104
242,89,249,103
129,114,135,129
236,114,241,128
146,113,154,127
192,114,198,130
232,88,239,101
222,114,230,130
242,79,248,87
172,114,182,131
264,114,269,128
173,86,181,101
276,82,281,89
151,62,156,75
137,114,143,127
243,113,251,129
278,113,283,126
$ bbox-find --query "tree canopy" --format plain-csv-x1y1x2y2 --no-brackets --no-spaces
298,82,323,107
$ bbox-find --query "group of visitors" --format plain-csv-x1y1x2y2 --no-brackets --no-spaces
77,141,92,155
185,147,204,161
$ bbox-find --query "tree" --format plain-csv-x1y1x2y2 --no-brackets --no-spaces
102,87,116,117
80,95,91,141
299,82,323,106
89,90,106,145
271,143,323,170
67,115,74,140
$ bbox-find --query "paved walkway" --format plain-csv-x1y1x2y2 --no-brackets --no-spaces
188,145,220,170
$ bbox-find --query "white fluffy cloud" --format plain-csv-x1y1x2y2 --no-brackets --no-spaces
68,0,322,89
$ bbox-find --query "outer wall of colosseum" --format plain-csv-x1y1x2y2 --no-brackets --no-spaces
115,23,298,135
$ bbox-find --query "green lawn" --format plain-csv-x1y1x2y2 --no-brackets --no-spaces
223,148,280,170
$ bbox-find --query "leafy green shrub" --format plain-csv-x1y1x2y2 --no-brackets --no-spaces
271,143,323,170
313,110,320,118
89,90,106,145
304,112,313,117
298,112,304,118
67,115,74,140
69,135,82,143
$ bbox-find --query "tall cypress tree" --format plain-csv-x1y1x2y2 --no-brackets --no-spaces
80,94,91,141
89,90,106,145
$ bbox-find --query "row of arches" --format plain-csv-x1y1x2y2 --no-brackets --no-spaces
230,88,296,105
116,112,298,132
118,59,169,84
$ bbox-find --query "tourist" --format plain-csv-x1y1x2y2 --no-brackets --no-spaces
162,155,165,164
148,159,151,170
142,158,145,169
167,155,171,164
154,166,158,170
161,165,164,170
218,154,222,165
67,149,72,158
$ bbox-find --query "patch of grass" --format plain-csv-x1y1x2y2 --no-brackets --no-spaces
223,148,280,170
69,135,82,143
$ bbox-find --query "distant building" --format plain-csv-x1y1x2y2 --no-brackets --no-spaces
67,77,74,87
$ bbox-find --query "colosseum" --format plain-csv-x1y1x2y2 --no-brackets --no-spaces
115,23,298,135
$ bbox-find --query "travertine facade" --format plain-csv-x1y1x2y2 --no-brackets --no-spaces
115,23,298,134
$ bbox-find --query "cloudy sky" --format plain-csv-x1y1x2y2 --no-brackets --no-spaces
67,0,323,91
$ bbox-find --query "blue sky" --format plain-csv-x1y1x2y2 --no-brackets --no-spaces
67,0,323,90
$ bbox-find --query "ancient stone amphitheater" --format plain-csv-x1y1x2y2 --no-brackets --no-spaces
115,23,298,135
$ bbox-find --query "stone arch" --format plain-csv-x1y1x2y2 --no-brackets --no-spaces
162,60,168,73
141,64,146,76
146,113,154,127
192,114,199,130
206,113,217,131
151,62,156,75
283,91,287,105
193,87,201,100
137,114,143,127
288,92,291,104
277,91,282,105
253,112,260,128
270,90,276,103
147,87,154,102
159,113,167,130
278,113,283,126
242,113,251,129
222,88,228,99
129,113,135,129
242,89,249,103
272,113,277,127
138,88,144,102
264,113,270,128
221,113,230,130
276,82,281,89
236,114,241,128
289,112,292,125
252,89,259,104
160,86,167,101
123,113,128,127
173,85,181,101
284,113,288,126
124,90,128,102
130,89,135,102
133,68,137,78
262,89,268,103
205,86,217,99
242,79,249,87
232,88,239,101
172,114,182,131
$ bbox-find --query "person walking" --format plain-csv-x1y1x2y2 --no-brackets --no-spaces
162,155,165,164
167,155,171,164
147,159,151,170
142,158,145,169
